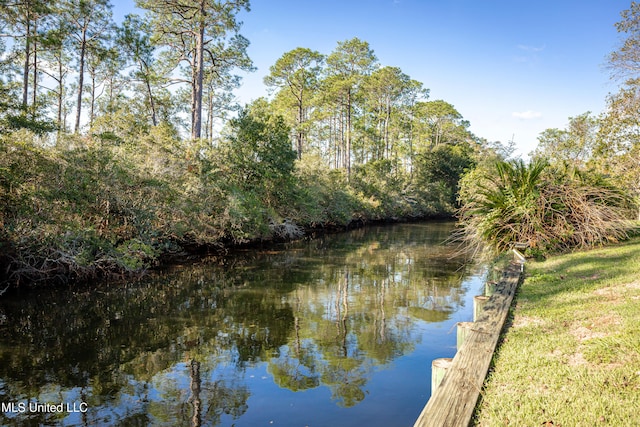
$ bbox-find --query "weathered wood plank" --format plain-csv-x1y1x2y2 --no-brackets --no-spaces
414,262,522,427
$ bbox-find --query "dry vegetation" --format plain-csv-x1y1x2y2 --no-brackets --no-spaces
457,159,638,258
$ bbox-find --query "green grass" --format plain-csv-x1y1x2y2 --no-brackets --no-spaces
473,237,640,427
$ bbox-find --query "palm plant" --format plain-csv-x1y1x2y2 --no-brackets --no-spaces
459,158,547,252
458,158,635,256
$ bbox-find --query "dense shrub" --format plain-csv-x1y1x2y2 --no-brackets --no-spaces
219,105,297,203
0,134,169,284
286,154,358,227
0,114,464,285
457,158,637,256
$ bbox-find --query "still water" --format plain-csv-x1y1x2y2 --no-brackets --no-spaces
0,221,486,427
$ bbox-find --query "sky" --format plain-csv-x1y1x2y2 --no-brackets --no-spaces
115,0,634,158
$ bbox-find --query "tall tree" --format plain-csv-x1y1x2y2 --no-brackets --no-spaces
399,79,428,177
361,66,412,161
117,14,161,127
202,66,239,142
137,0,253,139
1,0,52,111
62,0,114,133
603,2,640,218
38,15,72,133
325,38,377,178
415,100,468,147
608,1,640,84
264,47,324,159
534,112,597,167
597,87,640,219
86,44,121,128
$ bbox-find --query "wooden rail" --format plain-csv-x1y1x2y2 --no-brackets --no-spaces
414,261,523,427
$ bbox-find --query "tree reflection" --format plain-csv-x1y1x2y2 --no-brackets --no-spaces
0,222,479,425
189,359,201,427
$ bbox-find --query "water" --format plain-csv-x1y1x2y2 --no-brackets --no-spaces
0,221,486,426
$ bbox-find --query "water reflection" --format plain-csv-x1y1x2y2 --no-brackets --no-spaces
0,221,483,426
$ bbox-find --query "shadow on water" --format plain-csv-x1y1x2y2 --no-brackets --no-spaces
0,221,485,427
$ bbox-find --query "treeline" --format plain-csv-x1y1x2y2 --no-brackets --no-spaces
0,0,253,138
0,0,474,155
0,0,492,286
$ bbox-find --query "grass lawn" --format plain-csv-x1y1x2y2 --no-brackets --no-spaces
473,236,640,427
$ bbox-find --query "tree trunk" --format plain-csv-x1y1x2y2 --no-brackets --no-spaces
189,359,202,427
57,53,64,132
145,76,157,126
346,88,352,179
329,114,335,168
296,87,304,159
32,20,38,118
409,104,414,179
191,7,205,140
385,99,391,159
75,28,87,133
190,63,196,134
207,92,214,142
89,72,96,128
22,16,31,108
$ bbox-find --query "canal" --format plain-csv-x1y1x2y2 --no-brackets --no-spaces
0,221,486,426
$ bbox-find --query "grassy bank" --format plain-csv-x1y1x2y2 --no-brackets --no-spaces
474,236,640,426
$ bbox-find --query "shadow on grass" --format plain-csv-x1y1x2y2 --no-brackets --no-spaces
518,236,640,304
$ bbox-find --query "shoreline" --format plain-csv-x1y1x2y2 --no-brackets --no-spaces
0,214,454,294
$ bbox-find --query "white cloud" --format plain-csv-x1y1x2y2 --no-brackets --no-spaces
512,110,543,120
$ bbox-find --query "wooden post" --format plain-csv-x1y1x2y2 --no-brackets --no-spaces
431,358,453,393
473,295,489,322
514,242,529,250
456,322,474,350
513,242,528,272
490,266,502,282
512,248,526,263
485,281,496,297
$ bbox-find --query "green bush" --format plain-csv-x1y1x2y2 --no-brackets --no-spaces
458,158,637,256
219,106,297,207
0,104,473,285
413,144,475,210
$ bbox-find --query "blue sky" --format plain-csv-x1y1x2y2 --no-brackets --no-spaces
116,0,633,157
